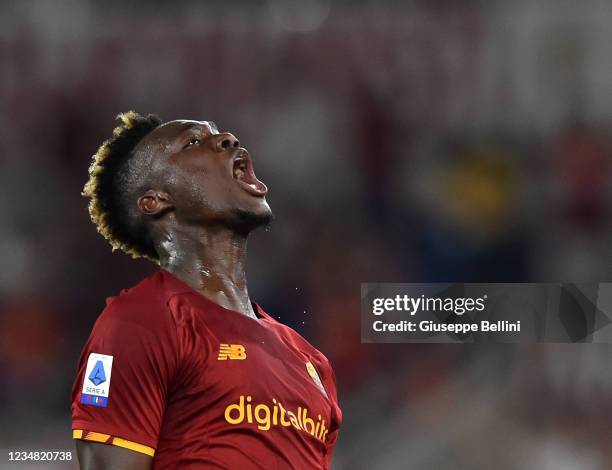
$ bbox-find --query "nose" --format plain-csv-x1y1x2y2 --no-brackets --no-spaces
215,132,240,152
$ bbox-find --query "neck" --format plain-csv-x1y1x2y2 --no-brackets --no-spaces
155,223,257,319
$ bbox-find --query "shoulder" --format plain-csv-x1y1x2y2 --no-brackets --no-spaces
262,310,334,372
93,270,180,335
78,271,185,383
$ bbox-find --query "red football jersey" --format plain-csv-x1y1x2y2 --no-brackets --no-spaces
71,270,342,469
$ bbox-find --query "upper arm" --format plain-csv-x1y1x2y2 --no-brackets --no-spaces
76,440,152,470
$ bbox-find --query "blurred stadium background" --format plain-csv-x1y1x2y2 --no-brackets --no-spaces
2,0,612,468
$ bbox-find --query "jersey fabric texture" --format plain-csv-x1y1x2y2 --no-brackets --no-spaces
71,270,342,469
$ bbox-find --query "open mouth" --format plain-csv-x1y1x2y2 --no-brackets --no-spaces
232,149,268,197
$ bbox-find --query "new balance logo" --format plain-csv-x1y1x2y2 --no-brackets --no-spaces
218,344,247,360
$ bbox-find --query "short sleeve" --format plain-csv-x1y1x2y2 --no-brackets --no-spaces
71,295,179,456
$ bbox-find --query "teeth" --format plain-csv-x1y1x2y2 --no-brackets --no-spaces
233,158,248,180
233,155,262,194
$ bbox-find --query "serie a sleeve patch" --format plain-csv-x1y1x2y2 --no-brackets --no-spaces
81,353,114,407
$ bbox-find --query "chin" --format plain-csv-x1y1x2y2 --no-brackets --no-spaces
230,204,274,234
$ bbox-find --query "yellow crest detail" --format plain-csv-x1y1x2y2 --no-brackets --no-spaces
306,362,328,398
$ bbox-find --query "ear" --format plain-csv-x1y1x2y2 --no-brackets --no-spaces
137,190,174,217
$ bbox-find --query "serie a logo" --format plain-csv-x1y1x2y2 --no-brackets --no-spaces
224,395,329,442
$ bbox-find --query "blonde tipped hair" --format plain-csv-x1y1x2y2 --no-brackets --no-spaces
83,111,162,262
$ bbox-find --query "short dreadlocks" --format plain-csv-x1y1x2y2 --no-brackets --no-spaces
83,111,163,262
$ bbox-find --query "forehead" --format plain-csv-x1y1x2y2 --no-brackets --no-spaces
136,119,218,154
155,119,217,140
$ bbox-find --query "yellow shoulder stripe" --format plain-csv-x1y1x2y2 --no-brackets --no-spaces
75,430,109,443
111,437,155,456
72,429,155,457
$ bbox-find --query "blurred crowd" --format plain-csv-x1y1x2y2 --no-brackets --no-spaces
1,1,612,468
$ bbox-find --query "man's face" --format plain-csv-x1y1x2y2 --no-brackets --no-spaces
138,119,272,231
